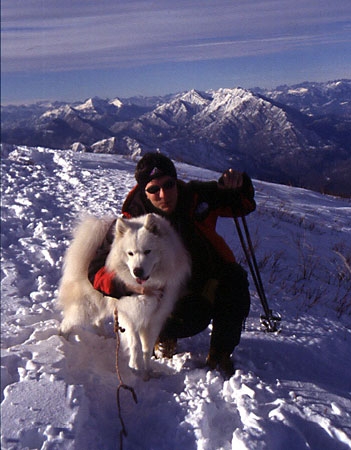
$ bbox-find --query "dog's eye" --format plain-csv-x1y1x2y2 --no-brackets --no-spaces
144,250,151,255
128,251,134,256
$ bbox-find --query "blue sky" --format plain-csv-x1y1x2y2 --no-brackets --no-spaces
1,0,351,105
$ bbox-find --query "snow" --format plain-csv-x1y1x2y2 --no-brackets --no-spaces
177,90,211,107
109,98,123,108
287,88,309,95
205,88,254,115
40,105,73,120
1,145,351,450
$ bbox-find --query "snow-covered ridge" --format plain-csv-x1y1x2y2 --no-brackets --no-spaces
1,146,351,450
288,87,309,95
109,98,123,108
74,96,124,113
40,105,74,120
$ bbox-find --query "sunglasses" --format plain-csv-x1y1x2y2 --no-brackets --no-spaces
145,179,176,194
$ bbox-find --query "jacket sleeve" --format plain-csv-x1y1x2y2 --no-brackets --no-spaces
188,175,255,263
190,173,256,219
93,266,129,297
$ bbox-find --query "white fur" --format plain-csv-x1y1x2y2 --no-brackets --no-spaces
58,213,191,377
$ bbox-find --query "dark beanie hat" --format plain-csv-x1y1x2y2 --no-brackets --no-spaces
135,152,177,188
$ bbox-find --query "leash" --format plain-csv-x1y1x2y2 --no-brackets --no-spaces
114,308,138,450
234,216,281,332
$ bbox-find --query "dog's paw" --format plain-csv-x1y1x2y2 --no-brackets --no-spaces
58,321,73,340
128,361,142,372
58,327,70,340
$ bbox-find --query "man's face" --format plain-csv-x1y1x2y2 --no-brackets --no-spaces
144,175,178,214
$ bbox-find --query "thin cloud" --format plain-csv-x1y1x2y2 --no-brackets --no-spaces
2,0,351,72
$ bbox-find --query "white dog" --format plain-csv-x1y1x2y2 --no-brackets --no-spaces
58,213,191,377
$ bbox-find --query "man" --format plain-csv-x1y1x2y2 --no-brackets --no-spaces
92,152,256,376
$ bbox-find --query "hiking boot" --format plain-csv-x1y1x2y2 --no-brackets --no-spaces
154,338,177,359
206,351,235,378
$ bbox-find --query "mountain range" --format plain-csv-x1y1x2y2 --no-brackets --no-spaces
2,79,351,196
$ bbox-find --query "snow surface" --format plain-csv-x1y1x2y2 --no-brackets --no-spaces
1,146,351,450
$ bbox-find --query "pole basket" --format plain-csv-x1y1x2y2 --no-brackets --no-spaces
260,311,282,333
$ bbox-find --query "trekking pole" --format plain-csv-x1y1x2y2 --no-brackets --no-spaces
234,216,281,332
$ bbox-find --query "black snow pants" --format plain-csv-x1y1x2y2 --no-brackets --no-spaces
159,262,250,355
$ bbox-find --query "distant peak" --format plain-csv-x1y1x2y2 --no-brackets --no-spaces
109,98,123,108
176,89,211,106
75,97,109,112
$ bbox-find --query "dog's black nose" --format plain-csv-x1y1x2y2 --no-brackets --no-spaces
133,267,144,279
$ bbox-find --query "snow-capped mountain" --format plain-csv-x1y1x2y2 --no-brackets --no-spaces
1,80,351,196
255,79,351,117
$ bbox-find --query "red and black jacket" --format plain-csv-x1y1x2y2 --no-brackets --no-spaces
92,174,256,296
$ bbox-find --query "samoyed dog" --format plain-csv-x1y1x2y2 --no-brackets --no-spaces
58,213,191,377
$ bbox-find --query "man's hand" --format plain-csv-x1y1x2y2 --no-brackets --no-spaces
221,168,243,189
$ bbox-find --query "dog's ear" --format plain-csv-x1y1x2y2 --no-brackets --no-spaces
116,217,129,237
144,214,162,236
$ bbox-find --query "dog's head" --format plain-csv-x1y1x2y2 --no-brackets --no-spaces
115,214,166,285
